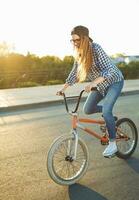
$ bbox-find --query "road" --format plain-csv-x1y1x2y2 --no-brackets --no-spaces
0,94,139,200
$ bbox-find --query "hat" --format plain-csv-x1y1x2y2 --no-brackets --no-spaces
71,25,93,42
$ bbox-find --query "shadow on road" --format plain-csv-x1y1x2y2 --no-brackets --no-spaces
69,183,108,200
126,157,139,173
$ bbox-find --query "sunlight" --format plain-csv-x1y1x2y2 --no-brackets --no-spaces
0,0,138,57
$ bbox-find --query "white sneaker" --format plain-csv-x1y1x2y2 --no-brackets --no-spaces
103,141,118,158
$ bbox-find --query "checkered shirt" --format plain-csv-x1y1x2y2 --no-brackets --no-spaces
66,43,124,96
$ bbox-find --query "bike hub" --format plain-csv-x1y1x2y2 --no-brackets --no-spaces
65,155,73,162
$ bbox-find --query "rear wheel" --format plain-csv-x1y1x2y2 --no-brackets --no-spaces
116,118,138,159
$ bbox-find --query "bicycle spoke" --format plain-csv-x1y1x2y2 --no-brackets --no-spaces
56,161,66,175
49,135,89,183
54,153,65,159
56,148,64,155
116,120,136,155
71,162,77,175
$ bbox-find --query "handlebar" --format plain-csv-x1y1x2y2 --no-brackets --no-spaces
59,87,97,113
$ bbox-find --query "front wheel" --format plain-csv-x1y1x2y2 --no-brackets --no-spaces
47,134,89,185
116,118,138,159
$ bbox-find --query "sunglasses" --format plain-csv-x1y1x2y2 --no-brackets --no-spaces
70,38,81,43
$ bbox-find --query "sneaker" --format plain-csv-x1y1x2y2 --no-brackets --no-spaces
103,141,118,158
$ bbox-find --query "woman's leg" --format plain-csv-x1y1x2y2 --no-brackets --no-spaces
83,91,103,115
102,80,124,140
102,80,124,157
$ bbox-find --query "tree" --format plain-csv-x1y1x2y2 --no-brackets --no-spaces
0,41,14,56
110,53,126,59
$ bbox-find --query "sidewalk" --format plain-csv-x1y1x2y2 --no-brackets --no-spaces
0,79,139,112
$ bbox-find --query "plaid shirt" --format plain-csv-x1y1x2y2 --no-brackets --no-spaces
66,43,124,96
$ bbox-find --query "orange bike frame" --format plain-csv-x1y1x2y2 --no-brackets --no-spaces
72,114,106,140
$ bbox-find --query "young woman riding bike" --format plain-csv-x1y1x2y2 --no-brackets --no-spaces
57,25,124,158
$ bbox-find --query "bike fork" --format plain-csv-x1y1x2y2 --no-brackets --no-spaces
67,129,78,160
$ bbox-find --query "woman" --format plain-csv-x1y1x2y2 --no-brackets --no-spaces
57,25,124,158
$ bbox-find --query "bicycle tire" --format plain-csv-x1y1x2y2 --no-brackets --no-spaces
47,134,89,185
116,118,138,159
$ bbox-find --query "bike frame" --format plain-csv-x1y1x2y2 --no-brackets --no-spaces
62,89,106,138
61,89,108,159
71,112,106,160
72,113,105,139
59,89,129,160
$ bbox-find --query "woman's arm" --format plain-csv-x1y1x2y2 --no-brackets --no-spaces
65,61,78,86
56,61,78,95
61,83,70,92
85,76,105,92
96,43,120,82
92,76,105,85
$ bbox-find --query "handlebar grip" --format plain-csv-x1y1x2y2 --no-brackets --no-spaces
57,91,64,96
91,87,98,91
60,91,64,95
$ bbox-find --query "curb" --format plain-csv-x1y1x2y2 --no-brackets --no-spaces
0,90,139,113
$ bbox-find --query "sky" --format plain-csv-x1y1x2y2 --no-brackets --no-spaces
0,0,138,58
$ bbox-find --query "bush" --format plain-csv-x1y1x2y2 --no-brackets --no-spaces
118,61,139,79
0,52,139,89
46,80,64,85
17,81,41,88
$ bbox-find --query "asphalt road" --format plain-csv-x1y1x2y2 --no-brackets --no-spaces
0,94,139,200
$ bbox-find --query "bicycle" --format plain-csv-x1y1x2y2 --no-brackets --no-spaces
47,88,138,185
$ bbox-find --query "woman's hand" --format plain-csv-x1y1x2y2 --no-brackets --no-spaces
56,83,69,96
85,83,97,93
56,90,64,96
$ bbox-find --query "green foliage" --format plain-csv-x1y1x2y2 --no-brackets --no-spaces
111,53,126,58
0,53,74,88
47,80,64,85
0,48,138,89
118,61,139,79
17,81,41,88
0,42,14,56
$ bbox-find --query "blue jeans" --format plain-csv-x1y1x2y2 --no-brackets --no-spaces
83,80,124,140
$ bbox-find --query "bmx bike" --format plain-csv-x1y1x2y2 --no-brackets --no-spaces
47,89,138,185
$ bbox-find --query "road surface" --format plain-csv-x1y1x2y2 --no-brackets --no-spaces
0,94,139,200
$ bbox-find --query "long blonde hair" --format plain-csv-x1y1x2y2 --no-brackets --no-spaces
74,36,94,82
